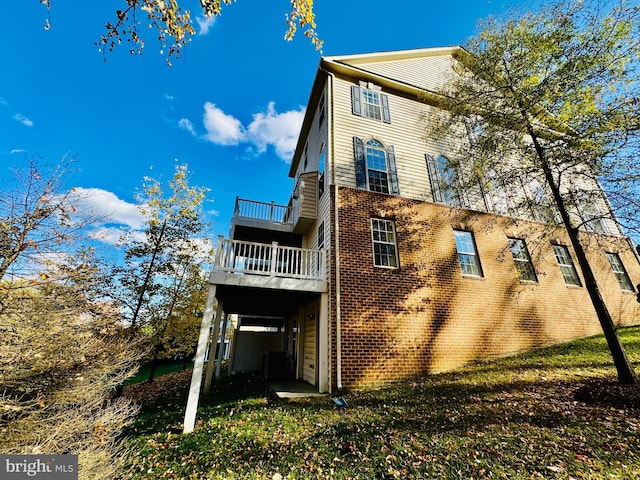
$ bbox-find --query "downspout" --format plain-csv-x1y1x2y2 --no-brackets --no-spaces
325,68,343,391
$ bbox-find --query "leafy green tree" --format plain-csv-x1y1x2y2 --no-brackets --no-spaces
40,0,321,65
111,164,212,381
434,0,640,383
0,158,142,479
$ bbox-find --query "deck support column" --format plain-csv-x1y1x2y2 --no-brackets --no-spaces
204,302,224,394
183,284,217,434
215,314,230,379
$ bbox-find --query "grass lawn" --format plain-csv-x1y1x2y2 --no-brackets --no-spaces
124,327,640,479
125,360,193,385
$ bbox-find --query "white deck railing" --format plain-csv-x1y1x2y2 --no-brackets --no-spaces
214,237,324,281
234,197,293,224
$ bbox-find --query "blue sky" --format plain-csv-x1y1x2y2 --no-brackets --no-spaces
1,0,524,249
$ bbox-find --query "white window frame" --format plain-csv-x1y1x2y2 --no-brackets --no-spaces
365,140,390,194
361,88,382,120
318,92,326,127
351,83,391,123
508,238,537,282
453,230,483,277
426,154,465,207
317,221,325,250
371,218,398,268
606,252,634,291
553,245,582,286
318,143,326,198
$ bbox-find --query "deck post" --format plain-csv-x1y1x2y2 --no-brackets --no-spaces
183,284,217,434
269,241,278,277
203,301,224,394
215,314,229,379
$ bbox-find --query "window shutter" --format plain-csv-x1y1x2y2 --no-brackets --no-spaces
426,154,443,203
381,94,391,123
387,145,400,195
351,86,362,116
353,137,366,189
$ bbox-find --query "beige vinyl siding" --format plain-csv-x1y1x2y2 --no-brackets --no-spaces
297,172,318,220
332,74,467,204
351,55,455,92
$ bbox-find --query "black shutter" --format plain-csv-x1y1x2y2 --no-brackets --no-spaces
353,137,366,189
387,145,400,195
381,94,391,123
426,154,443,203
351,86,362,116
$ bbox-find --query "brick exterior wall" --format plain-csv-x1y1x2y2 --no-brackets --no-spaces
331,186,640,390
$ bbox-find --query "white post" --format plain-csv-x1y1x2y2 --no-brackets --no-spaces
204,302,223,394
215,235,225,268
215,314,229,379
269,241,278,277
183,284,217,434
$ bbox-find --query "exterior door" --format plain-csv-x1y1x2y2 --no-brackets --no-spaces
302,311,318,385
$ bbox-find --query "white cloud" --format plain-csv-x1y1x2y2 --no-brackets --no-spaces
165,93,175,101
14,113,33,127
71,187,145,230
200,102,305,162
246,102,305,160
10,149,26,154
88,226,146,245
203,102,244,145
87,226,126,245
179,118,196,136
196,15,216,35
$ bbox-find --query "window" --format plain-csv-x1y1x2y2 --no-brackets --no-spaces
318,143,326,198
606,253,634,291
365,140,389,193
553,245,582,286
318,93,326,128
571,189,610,234
453,230,483,277
371,219,398,268
362,89,382,120
525,178,556,223
485,170,513,215
353,137,400,195
317,221,325,249
426,154,464,207
351,84,391,123
303,144,308,171
508,238,537,282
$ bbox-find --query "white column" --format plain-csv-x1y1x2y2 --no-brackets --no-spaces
215,314,229,379
183,284,217,434
203,302,224,394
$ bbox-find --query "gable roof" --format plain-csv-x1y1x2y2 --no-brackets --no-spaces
289,47,463,177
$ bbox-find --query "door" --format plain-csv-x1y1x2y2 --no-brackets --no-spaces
302,311,318,385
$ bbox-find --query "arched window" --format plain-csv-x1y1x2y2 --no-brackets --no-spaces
353,137,400,195
365,140,389,193
426,154,462,206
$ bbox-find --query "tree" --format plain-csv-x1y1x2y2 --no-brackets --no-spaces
0,158,142,479
434,0,640,384
40,0,322,65
110,164,212,381
0,156,99,295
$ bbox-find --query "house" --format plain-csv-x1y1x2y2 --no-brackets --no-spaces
183,47,640,432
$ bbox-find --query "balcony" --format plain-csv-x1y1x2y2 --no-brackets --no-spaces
231,198,294,234
231,172,318,236
209,237,327,295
